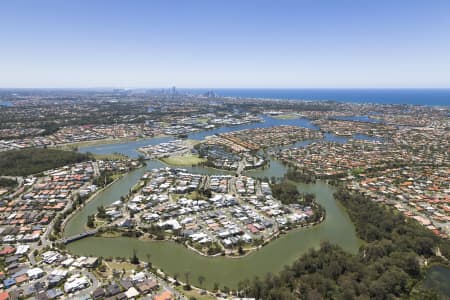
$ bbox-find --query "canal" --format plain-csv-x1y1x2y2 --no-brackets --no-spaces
421,265,450,297
65,116,361,289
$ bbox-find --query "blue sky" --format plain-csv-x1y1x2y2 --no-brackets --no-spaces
1,0,449,88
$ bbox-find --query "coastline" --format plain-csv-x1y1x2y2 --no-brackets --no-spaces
202,88,450,107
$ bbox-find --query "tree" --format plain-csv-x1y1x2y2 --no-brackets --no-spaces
97,205,107,219
222,286,230,294
213,282,219,292
184,271,190,285
184,271,191,290
198,275,205,289
304,193,316,204
138,154,146,164
237,189,448,300
0,148,90,176
87,215,95,228
130,249,139,265
270,181,300,204
145,253,152,269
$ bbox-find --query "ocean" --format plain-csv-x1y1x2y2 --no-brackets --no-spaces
183,88,450,106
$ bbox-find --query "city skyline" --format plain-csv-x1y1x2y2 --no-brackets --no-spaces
1,0,450,88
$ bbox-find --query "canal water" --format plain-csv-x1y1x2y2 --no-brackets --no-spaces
66,116,361,289
421,265,450,297
78,115,379,157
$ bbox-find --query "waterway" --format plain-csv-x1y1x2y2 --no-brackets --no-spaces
66,115,361,289
332,115,383,124
78,115,378,158
421,265,450,297
66,179,359,289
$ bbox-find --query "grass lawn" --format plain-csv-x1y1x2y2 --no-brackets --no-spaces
186,191,208,200
196,118,209,124
94,220,108,227
272,113,301,119
110,173,126,181
130,181,145,193
91,153,129,160
160,154,206,166
185,139,201,146
104,261,139,277
97,231,122,238
176,286,216,300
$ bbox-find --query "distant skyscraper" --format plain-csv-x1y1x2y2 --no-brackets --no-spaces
203,90,217,98
171,86,176,95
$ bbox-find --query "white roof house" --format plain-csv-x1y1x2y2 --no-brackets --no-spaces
15,245,30,255
27,268,45,279
158,219,181,230
64,276,89,293
125,287,140,298
131,271,146,282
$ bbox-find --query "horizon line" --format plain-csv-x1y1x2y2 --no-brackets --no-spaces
1,87,450,90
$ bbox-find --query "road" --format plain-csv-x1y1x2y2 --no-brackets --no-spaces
93,161,100,178
236,160,245,176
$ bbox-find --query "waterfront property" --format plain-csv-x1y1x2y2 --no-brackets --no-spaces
218,125,323,151
89,168,321,257
65,179,360,290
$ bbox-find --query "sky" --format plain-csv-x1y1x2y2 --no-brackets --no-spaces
1,0,450,88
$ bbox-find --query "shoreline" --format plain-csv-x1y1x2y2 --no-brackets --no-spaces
63,178,360,291
61,175,124,236
61,165,145,237
62,157,325,258
83,206,326,259
57,122,360,290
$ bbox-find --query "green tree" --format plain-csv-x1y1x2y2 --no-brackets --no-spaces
145,253,152,269
213,282,219,292
97,205,107,219
198,275,205,289
87,215,95,228
130,249,139,264
184,271,191,290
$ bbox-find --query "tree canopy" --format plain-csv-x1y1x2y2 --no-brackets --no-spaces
270,181,300,204
239,189,449,299
0,148,90,176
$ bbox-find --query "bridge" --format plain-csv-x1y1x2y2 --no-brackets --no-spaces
59,229,98,244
